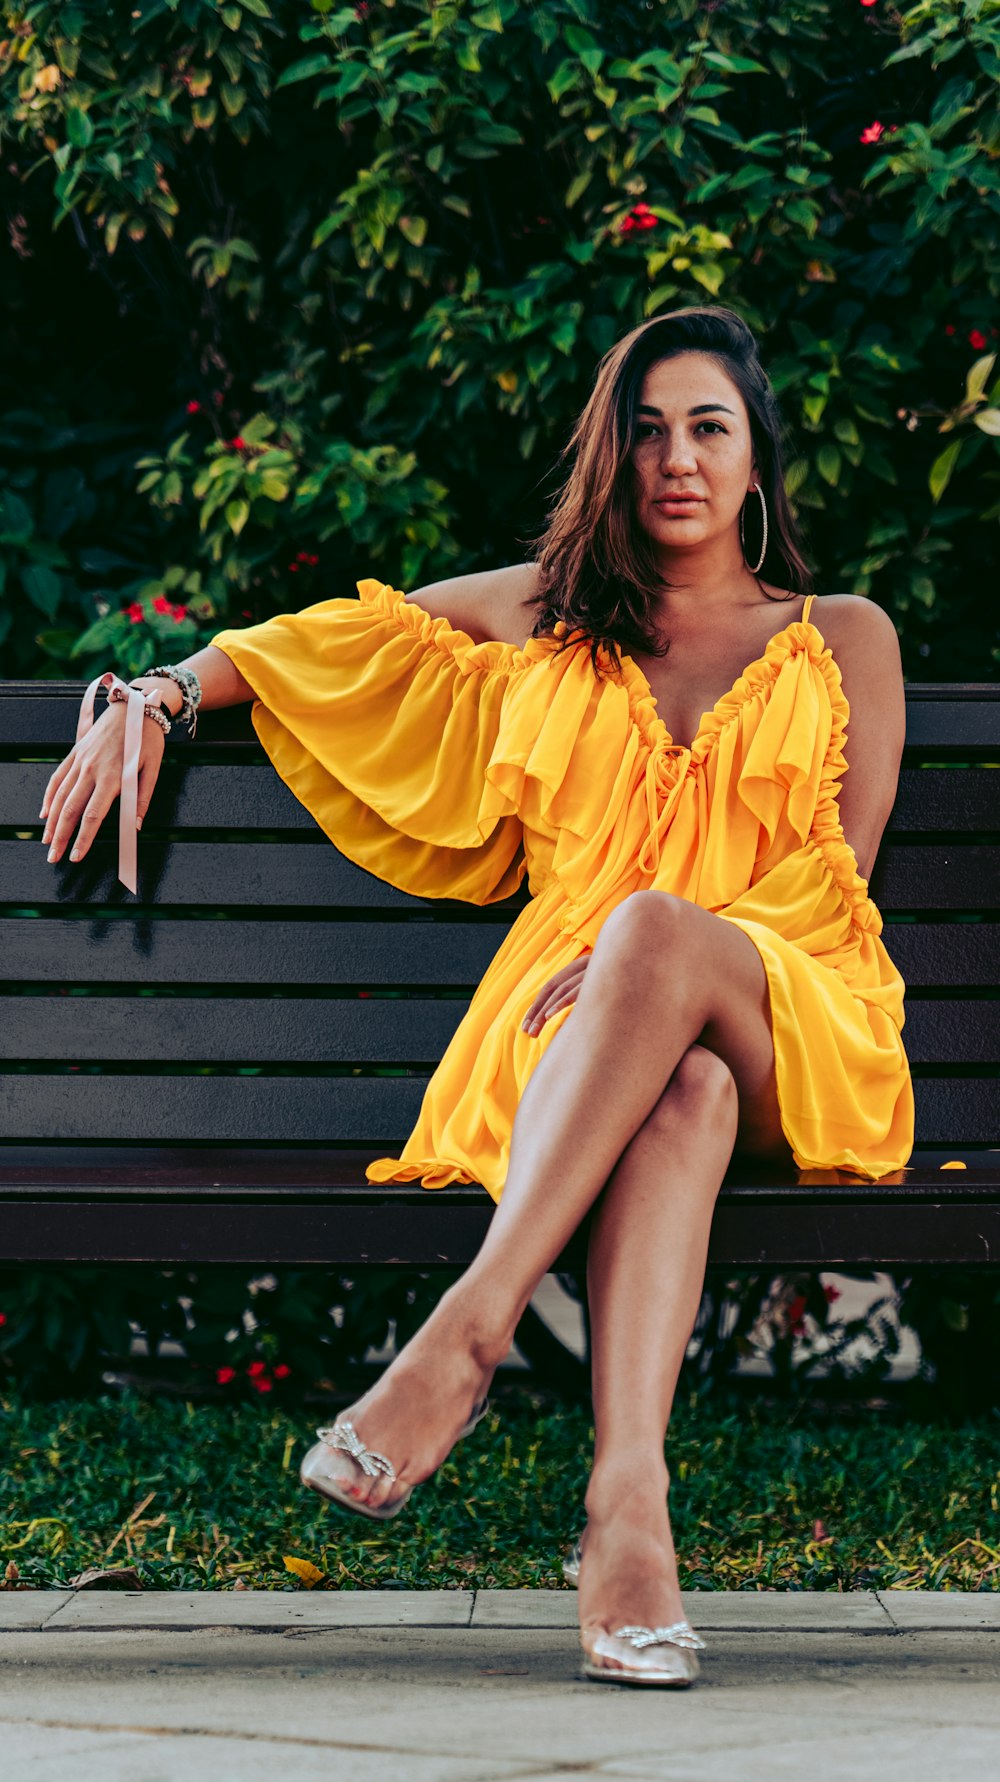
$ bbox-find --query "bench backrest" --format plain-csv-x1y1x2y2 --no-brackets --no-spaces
1,680,998,1168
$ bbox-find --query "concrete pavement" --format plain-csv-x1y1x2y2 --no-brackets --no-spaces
2,1589,999,1779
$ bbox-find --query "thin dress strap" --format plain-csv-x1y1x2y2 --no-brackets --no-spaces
800,593,816,625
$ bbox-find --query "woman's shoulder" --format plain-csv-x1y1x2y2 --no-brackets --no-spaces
809,591,900,655
403,562,542,648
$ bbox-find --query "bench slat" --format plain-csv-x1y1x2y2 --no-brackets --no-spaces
5,762,1000,833
0,917,509,983
0,995,997,1065
3,839,999,909
0,1142,994,1188
4,681,999,749
0,1191,996,1267
0,1073,994,1143
1,917,997,988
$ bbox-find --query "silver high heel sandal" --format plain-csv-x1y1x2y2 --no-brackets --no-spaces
562,1532,706,1687
300,1397,491,1523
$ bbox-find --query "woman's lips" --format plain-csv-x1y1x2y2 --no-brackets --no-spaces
654,496,706,508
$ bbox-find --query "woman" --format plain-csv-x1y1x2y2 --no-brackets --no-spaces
42,305,914,1688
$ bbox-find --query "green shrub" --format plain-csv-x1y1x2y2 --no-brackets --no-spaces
0,0,997,682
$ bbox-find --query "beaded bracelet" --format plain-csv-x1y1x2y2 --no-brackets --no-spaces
133,663,202,738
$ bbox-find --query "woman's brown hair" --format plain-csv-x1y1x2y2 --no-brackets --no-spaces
523,305,816,682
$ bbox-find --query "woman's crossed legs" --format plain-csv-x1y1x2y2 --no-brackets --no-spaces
318,891,793,1625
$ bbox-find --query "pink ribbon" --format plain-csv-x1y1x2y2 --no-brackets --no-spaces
75,672,165,894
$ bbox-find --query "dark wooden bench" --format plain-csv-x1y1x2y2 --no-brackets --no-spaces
1,678,998,1290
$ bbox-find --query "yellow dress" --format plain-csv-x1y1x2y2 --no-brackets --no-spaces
209,580,914,1198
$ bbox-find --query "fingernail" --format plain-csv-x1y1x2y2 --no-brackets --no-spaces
136,817,142,831
47,849,56,863
69,849,81,862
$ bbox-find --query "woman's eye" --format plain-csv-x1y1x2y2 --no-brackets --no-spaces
634,421,725,441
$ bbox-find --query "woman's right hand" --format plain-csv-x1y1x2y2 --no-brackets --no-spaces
40,698,166,865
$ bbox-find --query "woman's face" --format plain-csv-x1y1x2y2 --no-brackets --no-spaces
628,352,758,555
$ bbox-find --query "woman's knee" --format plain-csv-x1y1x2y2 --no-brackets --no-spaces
596,890,689,954
644,1042,739,1136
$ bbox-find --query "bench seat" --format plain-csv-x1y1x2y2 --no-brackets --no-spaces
2,678,997,1276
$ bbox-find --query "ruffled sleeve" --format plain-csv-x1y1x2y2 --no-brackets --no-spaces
208,578,528,904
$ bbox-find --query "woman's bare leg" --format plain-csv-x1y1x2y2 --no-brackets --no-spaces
335,893,789,1511
575,1045,740,1644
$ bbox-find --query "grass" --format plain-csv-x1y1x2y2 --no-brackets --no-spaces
3,1383,1000,1594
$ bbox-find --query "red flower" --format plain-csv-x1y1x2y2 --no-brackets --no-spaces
859,0,878,7
247,1359,267,1377
944,324,956,336
859,121,884,144
823,1283,842,1304
252,1377,273,1393
212,390,224,407
0,1312,7,1326
241,608,253,617
619,202,658,235
788,1293,808,1336
186,399,201,414
230,436,247,451
152,595,172,615
172,604,187,621
126,602,145,624
355,1,370,15
215,1365,236,1384
273,1363,291,1379
289,563,299,573
969,329,987,349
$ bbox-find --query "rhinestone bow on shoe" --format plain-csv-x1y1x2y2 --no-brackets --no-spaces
300,1398,492,1524
581,1621,705,1687
314,1419,397,1481
613,1622,706,1652
299,1417,411,1522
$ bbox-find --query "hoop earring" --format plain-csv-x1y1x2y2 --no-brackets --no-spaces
740,483,768,575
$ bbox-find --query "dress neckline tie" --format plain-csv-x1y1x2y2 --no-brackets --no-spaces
638,744,690,877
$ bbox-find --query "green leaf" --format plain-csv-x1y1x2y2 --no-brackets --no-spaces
35,627,80,659
701,51,767,75
547,59,578,103
965,353,997,406
784,199,818,236
65,106,94,149
21,563,62,619
275,53,331,89
973,408,1000,436
70,614,124,657
929,438,962,503
0,489,33,541
834,418,860,447
690,262,724,297
565,23,603,74
816,445,841,487
225,498,250,535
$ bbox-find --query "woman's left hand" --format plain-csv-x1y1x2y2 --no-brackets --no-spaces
521,952,592,1037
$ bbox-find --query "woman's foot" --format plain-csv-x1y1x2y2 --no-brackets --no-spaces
309,1286,508,1512
576,1465,693,1670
